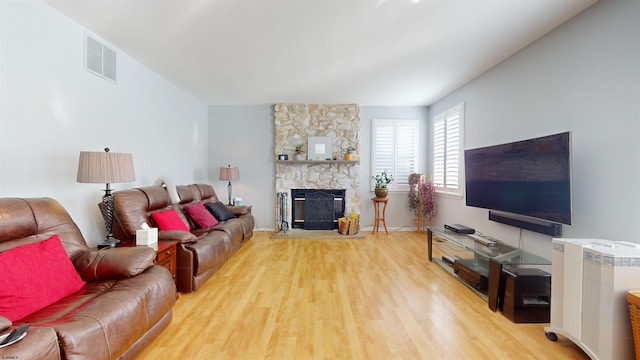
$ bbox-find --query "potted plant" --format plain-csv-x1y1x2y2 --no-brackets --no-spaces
408,173,437,230
294,144,305,160
343,143,356,161
372,170,393,198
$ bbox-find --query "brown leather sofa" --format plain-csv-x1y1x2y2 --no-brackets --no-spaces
112,183,254,293
0,197,176,360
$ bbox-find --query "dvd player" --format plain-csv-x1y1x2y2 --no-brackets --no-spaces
444,223,475,234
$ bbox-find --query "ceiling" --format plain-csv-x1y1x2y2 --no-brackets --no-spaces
45,0,597,106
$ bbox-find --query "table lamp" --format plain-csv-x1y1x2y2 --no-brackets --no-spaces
219,165,239,206
77,148,135,248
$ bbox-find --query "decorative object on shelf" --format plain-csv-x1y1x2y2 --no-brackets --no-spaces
308,136,333,161
77,147,135,248
294,144,305,160
278,154,288,160
342,142,356,161
219,165,240,206
408,173,437,232
372,169,393,198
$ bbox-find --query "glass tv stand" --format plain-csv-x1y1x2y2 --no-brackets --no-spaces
427,226,551,311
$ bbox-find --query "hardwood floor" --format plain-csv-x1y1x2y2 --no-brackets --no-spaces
137,231,588,359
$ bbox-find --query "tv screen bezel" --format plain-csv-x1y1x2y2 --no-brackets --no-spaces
464,131,572,225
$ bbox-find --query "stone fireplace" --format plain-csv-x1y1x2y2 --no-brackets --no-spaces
274,104,360,229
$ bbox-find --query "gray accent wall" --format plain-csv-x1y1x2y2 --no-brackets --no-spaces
429,0,640,258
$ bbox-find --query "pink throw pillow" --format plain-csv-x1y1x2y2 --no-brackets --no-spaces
0,234,86,322
184,203,219,228
151,209,189,231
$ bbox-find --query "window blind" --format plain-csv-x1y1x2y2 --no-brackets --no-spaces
372,119,418,191
433,103,463,194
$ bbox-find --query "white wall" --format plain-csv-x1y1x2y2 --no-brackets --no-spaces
0,1,209,247
209,105,430,230
429,0,640,259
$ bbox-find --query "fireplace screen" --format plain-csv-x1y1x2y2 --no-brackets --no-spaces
291,189,346,230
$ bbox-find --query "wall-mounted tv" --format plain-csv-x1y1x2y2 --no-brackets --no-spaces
464,132,572,225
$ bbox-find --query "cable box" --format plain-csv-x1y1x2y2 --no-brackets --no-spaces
444,223,475,234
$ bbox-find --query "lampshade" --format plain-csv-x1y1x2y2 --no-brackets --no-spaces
77,150,136,184
219,166,239,181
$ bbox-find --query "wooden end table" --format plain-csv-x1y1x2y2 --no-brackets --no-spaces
154,240,178,285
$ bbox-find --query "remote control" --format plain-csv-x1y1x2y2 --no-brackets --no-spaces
0,323,30,346
467,233,497,247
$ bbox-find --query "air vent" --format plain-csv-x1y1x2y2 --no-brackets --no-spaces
84,34,117,82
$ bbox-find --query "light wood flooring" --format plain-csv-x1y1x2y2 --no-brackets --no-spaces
137,231,588,359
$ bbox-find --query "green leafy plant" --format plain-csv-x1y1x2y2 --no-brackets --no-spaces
343,143,356,155
294,144,304,154
372,170,393,189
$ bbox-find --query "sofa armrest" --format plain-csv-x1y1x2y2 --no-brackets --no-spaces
74,246,156,281
158,230,197,244
228,205,252,215
0,327,60,359
0,316,10,332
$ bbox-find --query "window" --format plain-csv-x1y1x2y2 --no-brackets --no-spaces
371,119,419,191
433,103,464,196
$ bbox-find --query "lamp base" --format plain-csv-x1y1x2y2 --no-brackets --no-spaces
97,238,120,249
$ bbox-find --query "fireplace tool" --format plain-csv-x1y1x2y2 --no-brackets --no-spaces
277,192,289,233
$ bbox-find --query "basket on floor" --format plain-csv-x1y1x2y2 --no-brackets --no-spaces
627,290,640,360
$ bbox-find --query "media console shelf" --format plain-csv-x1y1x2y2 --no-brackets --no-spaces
427,227,551,316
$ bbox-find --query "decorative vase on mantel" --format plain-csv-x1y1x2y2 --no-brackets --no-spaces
374,188,388,198
344,153,354,161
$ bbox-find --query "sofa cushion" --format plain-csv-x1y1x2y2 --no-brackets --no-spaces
205,202,236,221
184,203,218,228
0,234,86,322
151,209,189,231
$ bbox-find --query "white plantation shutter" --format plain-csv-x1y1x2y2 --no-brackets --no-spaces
433,119,446,187
372,119,419,191
433,103,464,195
395,122,417,187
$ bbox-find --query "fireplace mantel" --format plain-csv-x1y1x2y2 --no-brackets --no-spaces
276,160,358,165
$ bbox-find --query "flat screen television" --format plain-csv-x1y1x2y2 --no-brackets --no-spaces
464,132,571,225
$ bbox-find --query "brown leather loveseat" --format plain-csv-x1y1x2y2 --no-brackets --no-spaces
0,197,176,360
112,183,254,293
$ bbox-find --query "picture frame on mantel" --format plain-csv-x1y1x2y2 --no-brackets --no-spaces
308,136,333,161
